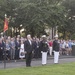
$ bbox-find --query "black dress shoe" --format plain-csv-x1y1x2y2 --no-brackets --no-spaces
26,65,31,67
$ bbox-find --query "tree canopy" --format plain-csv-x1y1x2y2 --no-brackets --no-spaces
0,0,75,38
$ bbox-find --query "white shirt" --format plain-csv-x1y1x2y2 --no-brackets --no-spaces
28,40,32,45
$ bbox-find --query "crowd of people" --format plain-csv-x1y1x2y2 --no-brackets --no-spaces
0,35,42,61
0,34,74,66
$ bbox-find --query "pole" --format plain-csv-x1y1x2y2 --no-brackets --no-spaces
4,40,6,69
4,14,7,69
4,32,7,69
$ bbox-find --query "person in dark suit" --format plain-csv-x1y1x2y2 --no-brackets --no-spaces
33,38,40,59
24,34,34,67
15,38,20,60
0,39,4,60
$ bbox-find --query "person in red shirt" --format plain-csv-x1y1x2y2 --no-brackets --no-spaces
48,39,53,56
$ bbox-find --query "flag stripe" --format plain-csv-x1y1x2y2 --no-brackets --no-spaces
4,18,8,32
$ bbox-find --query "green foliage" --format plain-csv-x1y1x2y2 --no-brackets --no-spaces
71,34,75,40
58,0,75,39
0,0,69,37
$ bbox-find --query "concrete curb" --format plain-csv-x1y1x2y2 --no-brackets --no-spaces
0,55,75,63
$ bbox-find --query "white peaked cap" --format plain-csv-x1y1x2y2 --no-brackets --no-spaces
27,34,31,37
42,35,46,37
54,34,58,38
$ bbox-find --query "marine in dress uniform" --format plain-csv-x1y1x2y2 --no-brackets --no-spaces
40,35,49,65
53,34,60,64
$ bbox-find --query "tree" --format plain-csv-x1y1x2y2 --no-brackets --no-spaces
58,0,75,39
0,0,66,37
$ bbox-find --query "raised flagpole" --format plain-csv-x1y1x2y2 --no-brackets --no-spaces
4,14,7,69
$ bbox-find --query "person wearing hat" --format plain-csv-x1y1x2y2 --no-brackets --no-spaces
53,34,60,64
40,35,49,65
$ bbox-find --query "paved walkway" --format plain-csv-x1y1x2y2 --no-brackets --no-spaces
0,56,75,69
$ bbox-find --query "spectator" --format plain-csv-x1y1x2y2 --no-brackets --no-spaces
19,40,25,59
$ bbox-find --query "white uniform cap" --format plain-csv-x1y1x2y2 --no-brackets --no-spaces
54,34,58,38
42,35,46,37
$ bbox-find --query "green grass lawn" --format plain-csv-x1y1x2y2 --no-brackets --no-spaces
0,62,75,75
